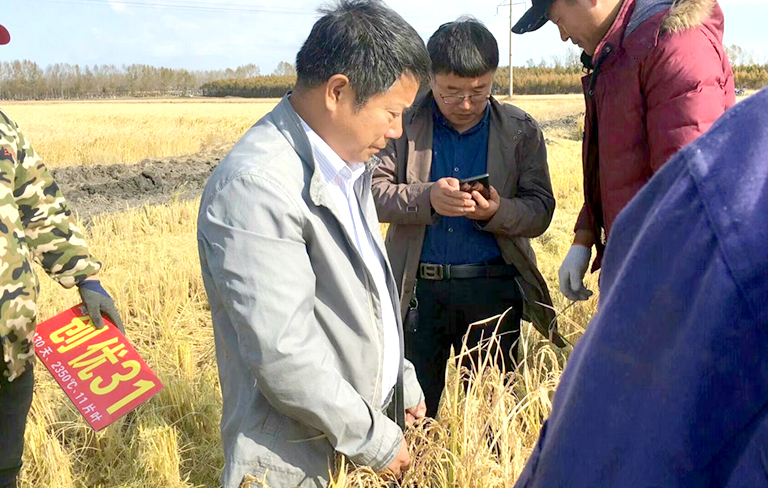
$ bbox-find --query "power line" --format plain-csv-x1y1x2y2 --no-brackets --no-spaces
22,0,314,15
99,0,298,7
20,0,465,19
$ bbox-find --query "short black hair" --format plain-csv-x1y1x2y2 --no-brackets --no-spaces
427,17,499,77
295,0,430,107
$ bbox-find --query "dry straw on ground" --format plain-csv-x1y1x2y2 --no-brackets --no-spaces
332,311,570,488
20,96,596,487
4,98,278,168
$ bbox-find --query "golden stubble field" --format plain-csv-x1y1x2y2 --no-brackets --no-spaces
11,95,598,488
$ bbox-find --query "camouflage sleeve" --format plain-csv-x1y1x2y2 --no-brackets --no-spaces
7,114,101,288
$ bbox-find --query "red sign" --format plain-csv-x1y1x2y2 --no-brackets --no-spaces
34,304,164,431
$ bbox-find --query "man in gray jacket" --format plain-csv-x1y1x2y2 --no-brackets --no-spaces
196,1,430,487
372,18,562,417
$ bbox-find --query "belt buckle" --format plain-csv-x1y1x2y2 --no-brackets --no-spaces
420,263,444,280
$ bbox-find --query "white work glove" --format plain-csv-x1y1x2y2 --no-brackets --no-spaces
558,245,593,301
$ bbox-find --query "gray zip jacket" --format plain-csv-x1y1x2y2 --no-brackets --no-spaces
197,97,423,488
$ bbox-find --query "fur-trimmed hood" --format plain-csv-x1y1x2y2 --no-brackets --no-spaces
662,0,717,32
626,0,718,38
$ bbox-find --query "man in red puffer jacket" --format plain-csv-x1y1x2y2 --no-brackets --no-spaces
514,0,735,301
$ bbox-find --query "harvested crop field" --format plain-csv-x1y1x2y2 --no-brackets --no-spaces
19,95,583,220
15,95,598,488
36,95,588,222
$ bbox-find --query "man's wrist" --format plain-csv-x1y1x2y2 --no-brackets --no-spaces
573,229,595,248
78,279,108,297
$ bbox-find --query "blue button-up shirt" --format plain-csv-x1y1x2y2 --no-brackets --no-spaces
420,101,502,265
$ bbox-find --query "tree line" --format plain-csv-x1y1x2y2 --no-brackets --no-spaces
202,63,768,99
2,44,765,100
200,66,587,98
0,61,262,99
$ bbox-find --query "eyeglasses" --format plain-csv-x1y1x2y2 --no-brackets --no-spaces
436,92,491,105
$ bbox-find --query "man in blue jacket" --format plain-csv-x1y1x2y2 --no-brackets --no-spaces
515,88,768,487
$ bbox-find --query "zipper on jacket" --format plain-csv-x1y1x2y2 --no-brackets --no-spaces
587,44,613,98
362,270,384,406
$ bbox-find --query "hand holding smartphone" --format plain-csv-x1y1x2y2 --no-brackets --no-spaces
459,173,491,200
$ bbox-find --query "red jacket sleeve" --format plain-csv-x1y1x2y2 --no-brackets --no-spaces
642,27,735,173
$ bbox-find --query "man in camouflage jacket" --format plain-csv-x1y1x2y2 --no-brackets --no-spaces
0,24,123,488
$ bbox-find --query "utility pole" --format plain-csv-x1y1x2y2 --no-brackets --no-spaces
509,0,514,98
499,1,528,100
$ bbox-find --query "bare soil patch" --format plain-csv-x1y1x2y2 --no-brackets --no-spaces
540,112,585,142
52,149,226,222
50,112,585,222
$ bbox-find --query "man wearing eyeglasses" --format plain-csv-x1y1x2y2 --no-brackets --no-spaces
372,17,561,417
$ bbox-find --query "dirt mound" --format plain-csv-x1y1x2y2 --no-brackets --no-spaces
52,111,586,221
540,113,585,142
52,151,225,222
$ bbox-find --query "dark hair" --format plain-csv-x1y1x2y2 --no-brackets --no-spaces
295,0,430,107
427,17,499,77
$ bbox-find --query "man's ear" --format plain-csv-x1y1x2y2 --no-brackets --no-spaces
324,74,352,113
428,74,438,93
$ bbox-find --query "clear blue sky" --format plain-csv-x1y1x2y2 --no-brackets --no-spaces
2,0,766,73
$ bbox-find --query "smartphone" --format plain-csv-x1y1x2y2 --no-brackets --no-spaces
459,173,490,200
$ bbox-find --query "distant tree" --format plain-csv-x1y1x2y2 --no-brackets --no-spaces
273,61,297,76
725,44,755,67
234,63,260,78
564,47,582,70
550,53,564,69
545,49,581,72
81,65,96,96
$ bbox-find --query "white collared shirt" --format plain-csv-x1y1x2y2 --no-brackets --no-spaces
300,118,400,406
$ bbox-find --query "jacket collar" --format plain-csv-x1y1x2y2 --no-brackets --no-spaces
300,115,367,188
271,97,328,209
486,96,519,193
270,95,315,169
270,95,379,210
625,0,674,38
594,0,718,60
404,91,435,184
593,0,637,62
403,89,433,132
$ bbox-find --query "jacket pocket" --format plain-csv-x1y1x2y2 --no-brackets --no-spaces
260,403,284,436
235,461,321,488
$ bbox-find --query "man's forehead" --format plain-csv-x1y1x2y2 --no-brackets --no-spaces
433,72,493,89
550,0,586,14
373,75,419,106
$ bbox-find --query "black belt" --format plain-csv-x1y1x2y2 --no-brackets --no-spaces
418,262,518,281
